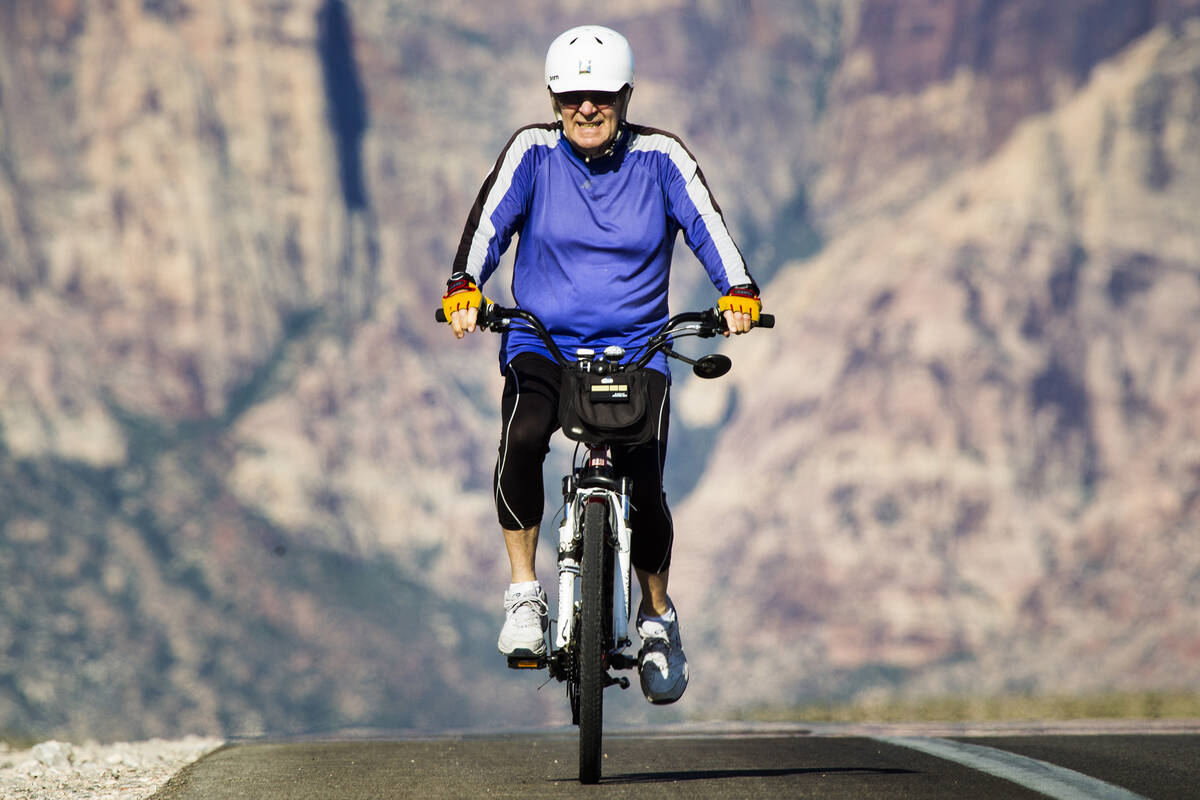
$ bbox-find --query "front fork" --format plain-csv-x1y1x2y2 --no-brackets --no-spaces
555,446,633,653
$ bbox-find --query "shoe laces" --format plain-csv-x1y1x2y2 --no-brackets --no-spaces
638,610,677,640
505,589,547,625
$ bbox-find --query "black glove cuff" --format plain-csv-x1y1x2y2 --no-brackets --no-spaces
446,271,478,294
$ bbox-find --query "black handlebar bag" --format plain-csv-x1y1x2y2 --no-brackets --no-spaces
558,368,655,446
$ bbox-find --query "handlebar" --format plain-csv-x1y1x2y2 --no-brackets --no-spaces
436,302,772,370
435,305,773,331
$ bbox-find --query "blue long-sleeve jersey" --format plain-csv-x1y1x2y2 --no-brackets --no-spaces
452,122,755,374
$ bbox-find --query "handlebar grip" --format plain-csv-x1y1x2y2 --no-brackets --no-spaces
435,302,496,326
756,313,775,329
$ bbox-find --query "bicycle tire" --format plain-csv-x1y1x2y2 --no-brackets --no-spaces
578,497,611,784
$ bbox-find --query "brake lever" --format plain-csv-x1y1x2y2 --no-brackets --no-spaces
696,308,725,338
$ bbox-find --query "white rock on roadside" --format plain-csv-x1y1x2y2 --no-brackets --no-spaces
0,736,223,800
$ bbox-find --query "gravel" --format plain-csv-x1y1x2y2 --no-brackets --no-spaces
0,737,223,799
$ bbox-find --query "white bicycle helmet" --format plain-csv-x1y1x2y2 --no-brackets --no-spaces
544,25,635,94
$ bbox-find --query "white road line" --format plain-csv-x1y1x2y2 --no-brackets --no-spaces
874,736,1149,800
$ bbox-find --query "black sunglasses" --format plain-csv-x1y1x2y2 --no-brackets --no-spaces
556,90,620,109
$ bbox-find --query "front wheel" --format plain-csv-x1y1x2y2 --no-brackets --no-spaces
578,498,612,784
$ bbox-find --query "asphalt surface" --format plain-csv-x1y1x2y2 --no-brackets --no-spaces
148,725,1200,799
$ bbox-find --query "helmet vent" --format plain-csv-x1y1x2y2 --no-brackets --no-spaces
569,37,578,44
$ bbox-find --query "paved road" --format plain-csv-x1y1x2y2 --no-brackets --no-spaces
148,725,1199,799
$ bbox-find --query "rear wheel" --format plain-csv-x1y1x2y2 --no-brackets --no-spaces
578,498,612,784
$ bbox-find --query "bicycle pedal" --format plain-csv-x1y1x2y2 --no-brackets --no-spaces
604,673,630,690
608,652,639,670
507,655,547,670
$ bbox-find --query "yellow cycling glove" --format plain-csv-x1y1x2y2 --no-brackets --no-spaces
441,272,482,321
718,285,762,322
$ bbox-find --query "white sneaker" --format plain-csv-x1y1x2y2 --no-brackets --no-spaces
637,603,689,704
497,584,548,657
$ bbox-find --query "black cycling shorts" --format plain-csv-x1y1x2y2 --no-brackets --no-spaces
494,352,676,574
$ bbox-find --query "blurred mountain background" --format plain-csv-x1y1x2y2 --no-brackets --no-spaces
1,0,1198,741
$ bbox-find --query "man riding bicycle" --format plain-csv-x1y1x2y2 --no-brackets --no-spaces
442,24,762,705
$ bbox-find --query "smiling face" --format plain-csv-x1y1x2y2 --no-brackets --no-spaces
554,89,626,158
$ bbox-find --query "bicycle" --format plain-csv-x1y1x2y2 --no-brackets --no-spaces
436,301,773,783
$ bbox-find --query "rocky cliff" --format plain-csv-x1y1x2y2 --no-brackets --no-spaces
674,8,1200,709
1,0,1198,740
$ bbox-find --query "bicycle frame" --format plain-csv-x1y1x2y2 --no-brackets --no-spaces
555,453,633,655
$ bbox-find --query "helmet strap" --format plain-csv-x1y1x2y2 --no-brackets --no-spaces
585,122,626,162
614,85,632,124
